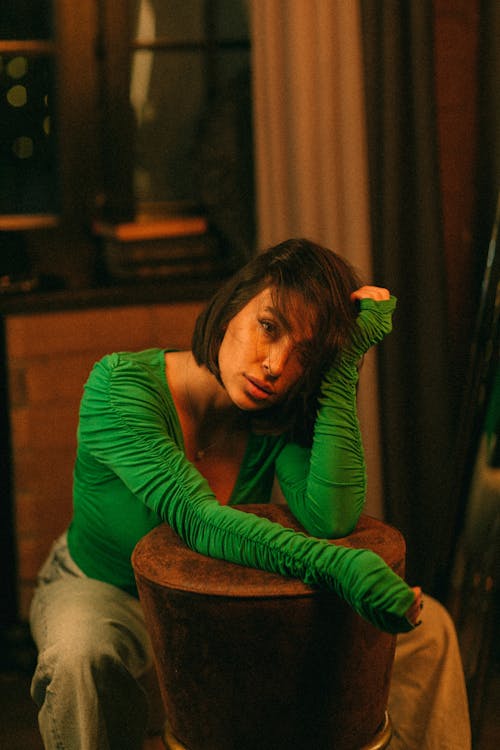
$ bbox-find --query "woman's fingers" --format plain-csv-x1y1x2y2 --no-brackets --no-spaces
350,286,390,302
406,586,424,626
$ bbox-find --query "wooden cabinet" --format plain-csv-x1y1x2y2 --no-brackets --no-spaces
4,301,204,620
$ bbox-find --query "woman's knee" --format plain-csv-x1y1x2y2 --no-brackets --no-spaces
394,594,462,673
30,577,152,715
31,577,150,666
420,595,460,659
31,625,142,714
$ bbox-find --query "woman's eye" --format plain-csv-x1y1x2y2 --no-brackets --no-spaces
260,319,278,337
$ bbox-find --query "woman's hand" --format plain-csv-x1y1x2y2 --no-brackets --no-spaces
338,287,396,365
350,285,390,303
406,586,424,627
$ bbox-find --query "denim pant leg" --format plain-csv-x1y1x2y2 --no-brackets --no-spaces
388,595,471,750
29,533,159,750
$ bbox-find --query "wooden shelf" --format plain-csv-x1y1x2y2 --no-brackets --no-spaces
93,216,208,243
0,275,226,316
0,215,59,232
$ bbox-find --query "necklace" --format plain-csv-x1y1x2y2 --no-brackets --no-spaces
184,356,246,462
183,356,226,461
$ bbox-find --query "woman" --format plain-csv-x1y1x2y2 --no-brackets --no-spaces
29,239,468,749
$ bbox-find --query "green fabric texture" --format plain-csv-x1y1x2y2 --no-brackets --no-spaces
68,297,415,634
276,296,395,537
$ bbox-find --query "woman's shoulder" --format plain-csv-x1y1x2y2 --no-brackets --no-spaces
79,348,180,428
83,348,170,400
101,347,166,367
89,348,167,377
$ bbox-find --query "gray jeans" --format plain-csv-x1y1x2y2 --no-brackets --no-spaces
29,533,164,750
388,594,471,750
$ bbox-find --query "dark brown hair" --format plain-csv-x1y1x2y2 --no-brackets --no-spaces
192,238,362,443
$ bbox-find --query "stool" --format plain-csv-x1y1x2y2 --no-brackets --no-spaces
132,505,406,750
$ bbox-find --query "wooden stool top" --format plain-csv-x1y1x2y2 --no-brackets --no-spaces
132,504,406,598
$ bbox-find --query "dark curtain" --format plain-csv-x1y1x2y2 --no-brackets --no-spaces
360,1,453,596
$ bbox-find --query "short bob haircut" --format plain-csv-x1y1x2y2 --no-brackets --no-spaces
192,238,362,443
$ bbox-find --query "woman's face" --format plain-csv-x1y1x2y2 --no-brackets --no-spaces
218,287,314,411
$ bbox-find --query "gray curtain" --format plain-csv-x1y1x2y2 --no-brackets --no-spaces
361,1,453,595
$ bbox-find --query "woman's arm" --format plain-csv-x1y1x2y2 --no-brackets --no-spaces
78,347,416,634
275,293,396,538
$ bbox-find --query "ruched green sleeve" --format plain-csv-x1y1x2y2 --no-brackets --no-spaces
77,340,415,634
275,297,396,538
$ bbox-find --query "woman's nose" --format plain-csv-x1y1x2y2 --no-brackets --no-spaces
263,343,290,378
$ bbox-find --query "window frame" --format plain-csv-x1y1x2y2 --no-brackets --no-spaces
0,1,251,287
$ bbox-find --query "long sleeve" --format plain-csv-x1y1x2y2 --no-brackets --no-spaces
75,342,415,635
275,297,396,538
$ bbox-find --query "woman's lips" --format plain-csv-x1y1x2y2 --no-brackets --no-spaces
244,375,275,401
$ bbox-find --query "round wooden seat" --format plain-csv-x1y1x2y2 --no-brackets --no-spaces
132,505,406,750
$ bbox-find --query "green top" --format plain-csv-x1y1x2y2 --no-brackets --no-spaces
68,297,416,633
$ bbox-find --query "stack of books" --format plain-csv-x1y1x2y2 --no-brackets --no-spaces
93,215,220,281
